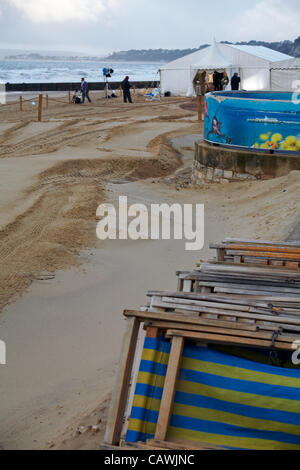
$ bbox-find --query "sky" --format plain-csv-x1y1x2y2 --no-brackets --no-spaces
0,0,299,55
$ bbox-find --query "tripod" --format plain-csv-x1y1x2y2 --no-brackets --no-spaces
105,76,110,99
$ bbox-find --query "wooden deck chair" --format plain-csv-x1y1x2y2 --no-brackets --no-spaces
145,88,161,101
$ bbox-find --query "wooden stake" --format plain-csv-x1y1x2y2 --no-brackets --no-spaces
68,91,71,104
146,327,159,338
197,95,202,121
104,317,140,446
19,96,23,112
155,336,184,441
46,94,49,109
38,94,43,122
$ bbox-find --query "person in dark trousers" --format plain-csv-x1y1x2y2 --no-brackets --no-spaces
231,73,241,91
213,71,223,91
81,78,91,103
121,76,132,103
213,71,219,91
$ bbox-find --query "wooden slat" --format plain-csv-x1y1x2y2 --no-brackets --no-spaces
146,327,159,338
196,281,300,295
214,287,300,297
178,270,300,284
104,317,140,446
211,243,300,255
144,320,292,342
153,299,270,317
165,330,293,350
155,336,184,441
148,300,300,326
226,250,300,261
200,263,300,278
160,296,272,314
123,309,259,331
222,238,300,247
148,290,300,308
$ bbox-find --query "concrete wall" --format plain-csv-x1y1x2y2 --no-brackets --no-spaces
193,140,300,185
5,81,158,93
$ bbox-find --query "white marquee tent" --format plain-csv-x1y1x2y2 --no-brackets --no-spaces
159,41,293,96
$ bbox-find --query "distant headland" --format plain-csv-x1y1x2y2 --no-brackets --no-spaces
4,37,300,62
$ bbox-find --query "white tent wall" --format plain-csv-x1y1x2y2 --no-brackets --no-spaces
270,59,300,91
240,68,271,90
160,68,191,96
271,69,300,91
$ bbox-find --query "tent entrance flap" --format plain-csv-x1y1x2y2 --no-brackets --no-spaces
188,66,237,97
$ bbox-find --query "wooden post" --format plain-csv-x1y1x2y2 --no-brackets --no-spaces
46,94,49,109
68,91,71,104
19,96,23,112
216,248,225,262
197,95,203,121
155,335,184,441
38,94,43,122
146,327,159,339
104,317,140,446
120,85,123,100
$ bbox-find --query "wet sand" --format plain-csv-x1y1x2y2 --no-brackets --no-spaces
0,91,299,449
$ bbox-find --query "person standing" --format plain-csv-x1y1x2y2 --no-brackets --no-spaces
213,71,219,91
231,73,241,91
81,78,92,103
121,76,132,103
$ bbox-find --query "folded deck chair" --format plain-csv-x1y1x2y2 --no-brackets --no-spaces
144,88,161,101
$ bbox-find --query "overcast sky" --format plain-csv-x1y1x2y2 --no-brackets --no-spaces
0,0,299,55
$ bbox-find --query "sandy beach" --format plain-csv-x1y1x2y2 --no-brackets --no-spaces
0,90,299,450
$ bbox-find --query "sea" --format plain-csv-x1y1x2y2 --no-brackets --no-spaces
0,59,164,84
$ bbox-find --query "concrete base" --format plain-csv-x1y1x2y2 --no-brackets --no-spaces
193,140,300,185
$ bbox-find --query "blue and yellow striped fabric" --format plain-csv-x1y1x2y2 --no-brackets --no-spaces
126,337,300,450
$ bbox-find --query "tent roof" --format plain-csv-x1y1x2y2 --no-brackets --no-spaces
160,42,293,72
192,39,234,70
227,44,292,63
160,47,210,71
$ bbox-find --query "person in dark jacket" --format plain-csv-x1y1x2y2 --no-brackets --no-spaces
213,71,219,91
231,73,241,91
213,71,223,91
81,78,91,103
121,76,132,103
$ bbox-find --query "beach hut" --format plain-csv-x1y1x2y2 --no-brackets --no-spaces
160,41,293,96
271,58,300,91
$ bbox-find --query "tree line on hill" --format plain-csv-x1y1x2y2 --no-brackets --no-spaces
106,37,300,61
5,37,300,62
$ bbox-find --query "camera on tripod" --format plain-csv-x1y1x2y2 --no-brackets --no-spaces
103,67,114,78
102,67,117,99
